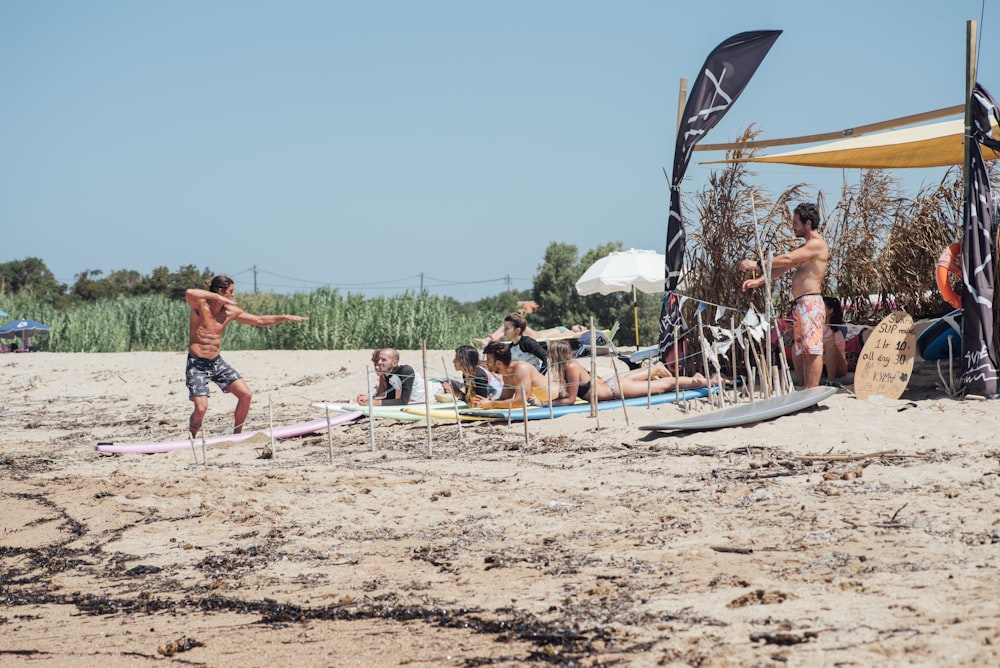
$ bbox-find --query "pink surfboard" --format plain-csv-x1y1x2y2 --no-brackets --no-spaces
95,412,362,455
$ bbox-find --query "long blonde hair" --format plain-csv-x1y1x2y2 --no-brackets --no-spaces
546,340,575,399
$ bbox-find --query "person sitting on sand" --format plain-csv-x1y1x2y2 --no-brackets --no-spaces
439,344,504,404
356,348,431,406
475,341,554,409
821,296,849,381
540,340,716,406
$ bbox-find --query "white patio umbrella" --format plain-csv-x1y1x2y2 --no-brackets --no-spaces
575,249,666,347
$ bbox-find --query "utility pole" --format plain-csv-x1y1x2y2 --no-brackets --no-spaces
253,265,258,293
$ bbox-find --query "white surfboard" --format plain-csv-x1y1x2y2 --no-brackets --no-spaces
639,386,838,432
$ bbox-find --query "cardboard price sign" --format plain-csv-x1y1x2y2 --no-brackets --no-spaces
854,310,916,401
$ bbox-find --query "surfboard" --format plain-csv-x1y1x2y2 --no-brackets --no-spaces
454,387,713,421
401,406,500,421
916,309,961,360
95,412,363,455
639,386,837,432
312,401,466,421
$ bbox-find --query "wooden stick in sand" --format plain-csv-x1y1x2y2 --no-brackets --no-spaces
696,310,715,409
365,365,377,452
268,395,276,459
442,355,464,440
546,365,554,420
520,384,530,449
421,342,432,458
609,355,629,426
646,355,653,408
325,406,335,464
674,324,686,411
589,318,598,419
730,315,738,404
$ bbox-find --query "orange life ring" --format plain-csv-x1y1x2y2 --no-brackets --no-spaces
936,242,962,309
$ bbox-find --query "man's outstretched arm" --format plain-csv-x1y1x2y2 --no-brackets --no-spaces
235,313,308,327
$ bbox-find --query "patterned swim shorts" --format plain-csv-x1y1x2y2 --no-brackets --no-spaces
186,355,241,398
792,294,825,356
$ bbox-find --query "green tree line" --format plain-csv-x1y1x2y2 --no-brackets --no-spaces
0,248,649,352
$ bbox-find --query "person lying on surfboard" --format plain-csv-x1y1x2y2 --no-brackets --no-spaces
475,341,554,409
740,202,829,389
186,275,307,438
474,310,585,348
539,340,716,406
356,348,442,407
439,344,505,404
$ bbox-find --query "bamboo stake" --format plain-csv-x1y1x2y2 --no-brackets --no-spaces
646,356,653,408
750,194,778,398
696,310,715,409
422,342,432,458
743,326,755,402
546,364,554,420
442,355,464,439
610,356,629,427
521,384,530,449
325,406,334,465
589,318,598,422
365,365,376,452
268,395,276,459
674,324,686,411
730,315,738,404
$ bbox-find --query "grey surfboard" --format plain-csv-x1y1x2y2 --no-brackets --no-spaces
639,386,838,432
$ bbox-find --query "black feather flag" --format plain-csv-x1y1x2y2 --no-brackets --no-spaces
961,83,999,396
659,30,781,363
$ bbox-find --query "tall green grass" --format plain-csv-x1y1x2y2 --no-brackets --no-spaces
1,289,499,353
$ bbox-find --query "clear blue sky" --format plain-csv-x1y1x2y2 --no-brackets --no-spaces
1,1,994,302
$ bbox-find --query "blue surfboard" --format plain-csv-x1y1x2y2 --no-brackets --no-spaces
459,387,712,421
916,309,961,360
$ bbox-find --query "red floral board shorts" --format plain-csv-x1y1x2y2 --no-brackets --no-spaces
792,294,825,356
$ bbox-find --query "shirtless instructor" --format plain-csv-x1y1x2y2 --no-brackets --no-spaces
740,202,829,388
186,275,307,437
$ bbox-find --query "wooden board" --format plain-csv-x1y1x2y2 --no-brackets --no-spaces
639,386,837,432
853,310,916,401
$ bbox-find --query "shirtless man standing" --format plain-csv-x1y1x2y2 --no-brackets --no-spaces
740,202,829,388
186,275,307,437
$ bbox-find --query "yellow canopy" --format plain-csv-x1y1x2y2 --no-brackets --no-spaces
701,119,1000,169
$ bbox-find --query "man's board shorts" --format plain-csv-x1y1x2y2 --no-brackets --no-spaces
791,294,825,356
186,354,241,398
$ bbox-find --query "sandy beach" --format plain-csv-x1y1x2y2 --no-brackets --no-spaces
2,349,999,666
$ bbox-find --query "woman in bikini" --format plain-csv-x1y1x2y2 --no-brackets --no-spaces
540,340,714,406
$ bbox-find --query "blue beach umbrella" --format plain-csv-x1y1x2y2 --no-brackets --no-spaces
0,318,51,350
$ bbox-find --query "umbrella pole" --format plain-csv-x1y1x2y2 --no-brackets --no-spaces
633,286,640,348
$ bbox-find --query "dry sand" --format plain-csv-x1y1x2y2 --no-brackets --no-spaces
1,350,999,667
